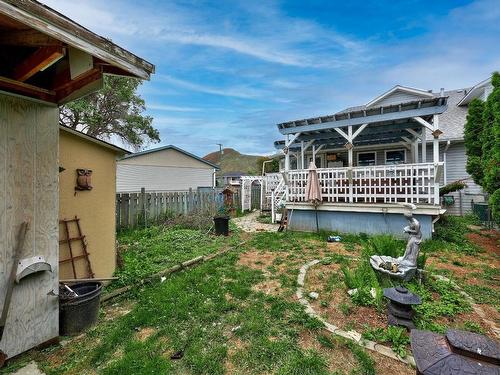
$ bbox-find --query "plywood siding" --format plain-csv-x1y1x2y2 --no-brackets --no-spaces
117,164,214,192
0,93,59,359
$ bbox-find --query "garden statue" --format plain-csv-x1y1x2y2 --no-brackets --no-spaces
370,203,422,281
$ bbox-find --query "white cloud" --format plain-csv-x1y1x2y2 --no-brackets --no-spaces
157,75,268,99
147,104,200,112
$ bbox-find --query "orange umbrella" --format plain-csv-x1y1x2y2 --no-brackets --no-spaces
305,161,322,231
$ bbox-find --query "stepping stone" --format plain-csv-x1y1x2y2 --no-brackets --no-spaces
13,361,45,375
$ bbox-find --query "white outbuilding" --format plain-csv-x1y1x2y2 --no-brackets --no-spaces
117,145,219,192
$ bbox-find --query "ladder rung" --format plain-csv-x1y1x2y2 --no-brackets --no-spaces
59,254,90,264
59,235,86,244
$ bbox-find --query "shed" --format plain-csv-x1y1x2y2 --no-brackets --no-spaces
59,126,129,281
0,0,153,362
117,145,219,192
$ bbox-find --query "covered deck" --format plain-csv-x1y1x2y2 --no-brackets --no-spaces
268,90,449,236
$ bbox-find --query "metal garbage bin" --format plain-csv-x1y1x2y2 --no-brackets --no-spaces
59,282,102,335
213,216,230,236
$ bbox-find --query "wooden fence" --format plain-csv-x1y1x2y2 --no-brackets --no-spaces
116,188,246,229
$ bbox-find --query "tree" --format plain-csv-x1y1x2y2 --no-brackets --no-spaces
60,75,160,150
256,156,280,174
463,72,500,222
464,98,485,185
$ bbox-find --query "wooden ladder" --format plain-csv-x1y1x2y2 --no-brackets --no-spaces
59,216,94,279
278,208,288,232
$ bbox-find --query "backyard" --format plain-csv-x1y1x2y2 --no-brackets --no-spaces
1,214,498,375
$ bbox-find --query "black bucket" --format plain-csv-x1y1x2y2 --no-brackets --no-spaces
213,216,230,236
59,282,103,335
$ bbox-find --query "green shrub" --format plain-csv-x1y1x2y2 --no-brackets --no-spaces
341,261,381,307
362,235,404,258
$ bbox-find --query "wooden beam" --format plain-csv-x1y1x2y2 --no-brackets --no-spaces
334,127,349,140
286,132,301,147
405,128,422,139
13,46,65,82
0,29,62,46
352,123,368,140
55,67,101,103
412,116,434,132
0,75,56,102
398,141,412,151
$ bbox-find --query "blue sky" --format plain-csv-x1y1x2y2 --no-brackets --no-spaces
42,0,500,156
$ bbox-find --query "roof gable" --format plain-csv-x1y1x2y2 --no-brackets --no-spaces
120,145,219,169
365,85,435,108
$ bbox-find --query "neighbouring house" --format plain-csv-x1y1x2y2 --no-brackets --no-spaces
59,126,129,281
117,145,219,192
0,0,153,361
219,171,248,187
264,79,492,238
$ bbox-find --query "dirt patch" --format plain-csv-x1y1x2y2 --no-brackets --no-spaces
103,301,135,321
134,327,156,342
370,350,414,375
252,279,282,296
224,336,247,373
238,250,279,273
467,230,500,256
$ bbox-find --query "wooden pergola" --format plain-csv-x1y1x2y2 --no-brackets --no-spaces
275,96,447,172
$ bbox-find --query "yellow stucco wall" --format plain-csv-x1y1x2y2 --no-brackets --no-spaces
59,129,118,279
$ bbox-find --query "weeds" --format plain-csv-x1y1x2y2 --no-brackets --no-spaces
362,326,409,358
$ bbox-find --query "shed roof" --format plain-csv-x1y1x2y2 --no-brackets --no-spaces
120,145,220,169
59,125,130,155
0,0,154,103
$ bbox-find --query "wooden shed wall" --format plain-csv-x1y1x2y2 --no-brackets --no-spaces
0,93,59,359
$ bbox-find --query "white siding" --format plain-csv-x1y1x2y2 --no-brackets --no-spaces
117,164,214,192
373,91,430,107
443,142,485,215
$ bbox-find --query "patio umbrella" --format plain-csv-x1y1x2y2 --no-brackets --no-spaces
305,161,322,232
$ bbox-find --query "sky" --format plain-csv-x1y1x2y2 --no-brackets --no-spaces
41,0,500,156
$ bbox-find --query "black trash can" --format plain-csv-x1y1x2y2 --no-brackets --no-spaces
59,282,103,335
213,216,230,236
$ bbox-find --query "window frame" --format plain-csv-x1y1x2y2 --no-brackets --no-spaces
384,149,406,165
356,151,377,166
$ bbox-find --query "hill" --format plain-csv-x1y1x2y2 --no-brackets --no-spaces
203,148,264,175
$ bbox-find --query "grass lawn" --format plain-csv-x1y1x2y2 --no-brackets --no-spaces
1,215,497,374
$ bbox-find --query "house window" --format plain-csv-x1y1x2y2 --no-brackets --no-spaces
357,152,376,166
385,150,406,165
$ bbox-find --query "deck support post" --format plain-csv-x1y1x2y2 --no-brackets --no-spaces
301,141,305,169
421,129,427,163
432,114,441,205
284,135,290,172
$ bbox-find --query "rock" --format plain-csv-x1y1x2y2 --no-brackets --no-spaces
347,288,358,296
308,292,319,299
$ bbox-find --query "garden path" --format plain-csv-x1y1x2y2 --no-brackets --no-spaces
232,211,278,232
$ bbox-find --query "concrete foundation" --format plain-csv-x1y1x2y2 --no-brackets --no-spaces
287,208,433,239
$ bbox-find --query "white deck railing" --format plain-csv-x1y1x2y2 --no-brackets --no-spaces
287,162,443,205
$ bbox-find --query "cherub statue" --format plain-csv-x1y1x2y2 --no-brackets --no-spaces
370,204,422,281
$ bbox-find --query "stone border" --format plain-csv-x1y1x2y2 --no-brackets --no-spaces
297,259,416,367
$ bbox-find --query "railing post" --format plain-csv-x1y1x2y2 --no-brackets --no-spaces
271,190,275,223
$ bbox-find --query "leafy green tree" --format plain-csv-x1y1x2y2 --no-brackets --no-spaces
481,72,500,220
59,75,160,150
464,72,500,222
256,156,280,173
464,98,485,184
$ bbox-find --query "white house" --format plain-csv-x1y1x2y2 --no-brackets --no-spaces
261,77,493,238
117,145,219,192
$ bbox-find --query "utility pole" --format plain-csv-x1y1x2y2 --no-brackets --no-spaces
216,143,223,158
